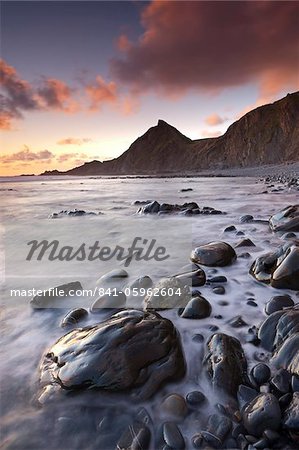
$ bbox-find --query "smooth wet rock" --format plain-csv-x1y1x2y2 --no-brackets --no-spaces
90,290,126,311
162,422,185,449
265,294,294,315
212,286,225,295
240,214,254,223
205,333,248,396
258,306,299,353
224,225,236,232
144,277,190,310
61,308,88,327
272,333,299,376
125,276,153,307
116,421,151,450
175,268,206,287
271,368,291,394
98,269,128,281
238,385,259,410
161,394,188,419
250,242,299,290
206,414,232,442
179,295,211,319
186,390,206,407
191,242,237,267
40,310,185,400
242,393,281,436
228,316,248,328
30,281,83,309
235,238,256,248
209,276,227,283
251,363,271,386
269,205,299,232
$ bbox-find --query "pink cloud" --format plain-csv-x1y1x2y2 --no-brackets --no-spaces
85,76,118,111
111,1,299,98
205,113,228,126
0,146,54,164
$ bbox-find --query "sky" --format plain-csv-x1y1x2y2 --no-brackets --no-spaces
1,0,299,176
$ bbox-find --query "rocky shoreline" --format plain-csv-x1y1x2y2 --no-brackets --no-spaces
28,204,299,450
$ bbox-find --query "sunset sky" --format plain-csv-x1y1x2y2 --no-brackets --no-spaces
1,1,298,176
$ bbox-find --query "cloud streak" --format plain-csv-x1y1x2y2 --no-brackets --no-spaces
0,146,54,164
57,137,92,146
111,1,299,98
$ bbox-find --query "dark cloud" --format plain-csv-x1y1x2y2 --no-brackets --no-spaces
111,1,299,97
1,146,54,164
38,78,79,112
0,59,79,129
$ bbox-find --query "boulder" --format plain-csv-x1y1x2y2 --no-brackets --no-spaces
40,310,185,400
204,333,248,396
191,242,236,267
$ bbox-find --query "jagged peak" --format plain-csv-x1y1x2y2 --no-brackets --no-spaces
157,119,171,127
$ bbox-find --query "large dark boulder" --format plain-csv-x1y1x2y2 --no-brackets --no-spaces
40,310,185,400
204,333,248,396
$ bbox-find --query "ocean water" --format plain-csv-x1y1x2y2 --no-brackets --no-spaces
0,176,298,449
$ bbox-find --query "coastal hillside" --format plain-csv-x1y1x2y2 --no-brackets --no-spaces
41,92,299,176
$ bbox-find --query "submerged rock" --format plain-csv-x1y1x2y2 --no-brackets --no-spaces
204,333,248,396
191,242,237,267
250,242,299,290
50,209,97,218
269,205,299,232
137,200,224,216
40,310,185,399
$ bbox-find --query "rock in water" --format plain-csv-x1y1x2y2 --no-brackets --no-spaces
265,294,294,315
250,242,299,290
242,393,281,436
61,308,88,327
30,281,83,308
144,277,190,310
269,205,299,232
258,306,299,352
116,421,151,450
204,333,248,396
191,242,236,267
40,310,185,399
179,295,211,319
258,305,299,376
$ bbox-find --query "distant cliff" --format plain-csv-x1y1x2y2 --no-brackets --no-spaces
41,92,299,176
